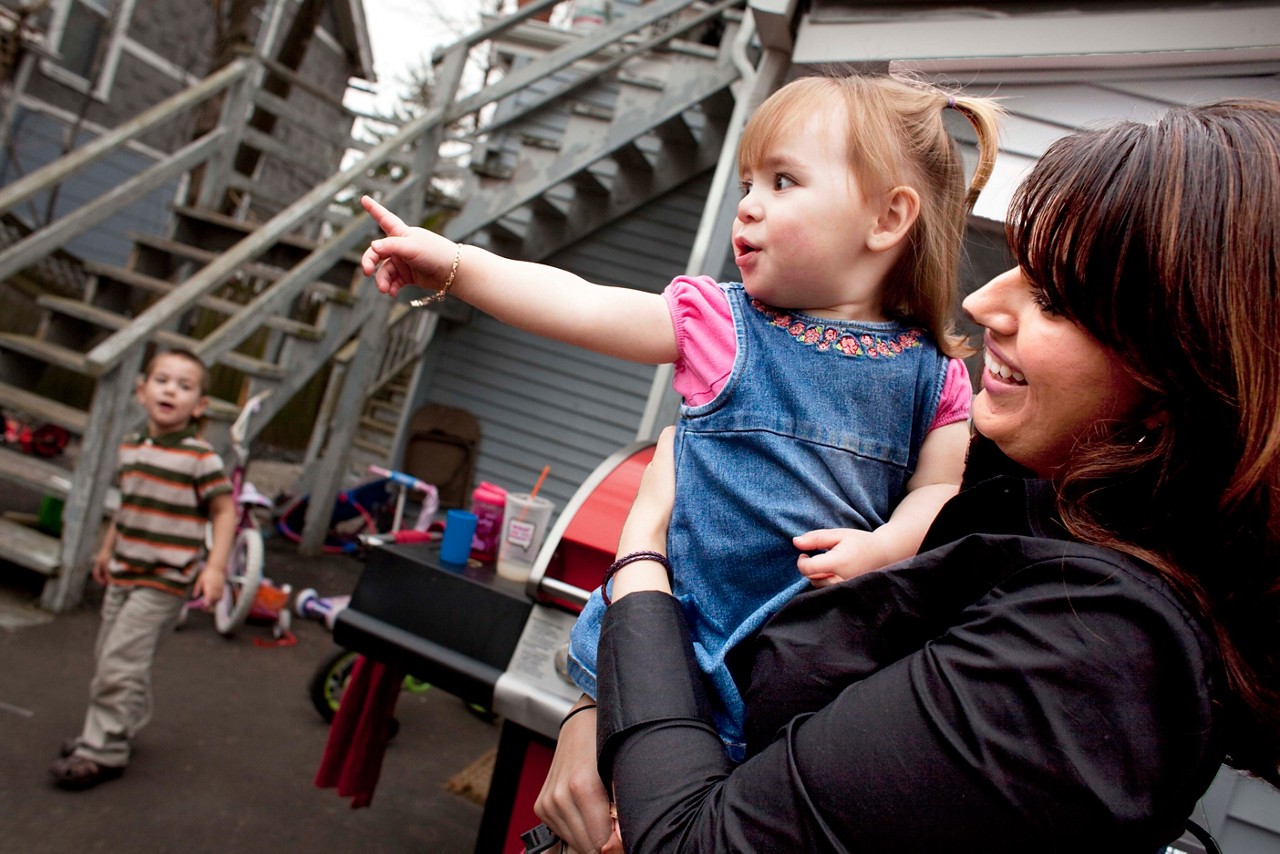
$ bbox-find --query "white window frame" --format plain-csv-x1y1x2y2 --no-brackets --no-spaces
40,0,137,101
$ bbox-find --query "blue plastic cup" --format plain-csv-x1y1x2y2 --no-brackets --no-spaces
440,509,479,564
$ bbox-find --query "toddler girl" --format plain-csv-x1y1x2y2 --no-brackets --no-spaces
361,72,1002,757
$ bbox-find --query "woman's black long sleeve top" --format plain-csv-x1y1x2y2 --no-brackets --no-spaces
595,477,1225,852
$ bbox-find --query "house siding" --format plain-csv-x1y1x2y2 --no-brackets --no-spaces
0,108,175,267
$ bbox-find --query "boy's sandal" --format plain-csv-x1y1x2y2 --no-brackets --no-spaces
58,738,80,758
50,754,124,790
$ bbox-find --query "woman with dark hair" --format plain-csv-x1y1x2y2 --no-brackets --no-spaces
536,99,1280,852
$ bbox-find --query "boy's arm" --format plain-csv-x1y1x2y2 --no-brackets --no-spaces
92,519,118,586
360,196,678,364
194,492,236,607
795,421,969,584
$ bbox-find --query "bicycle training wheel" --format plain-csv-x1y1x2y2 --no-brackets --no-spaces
214,526,265,636
309,648,358,722
307,649,402,738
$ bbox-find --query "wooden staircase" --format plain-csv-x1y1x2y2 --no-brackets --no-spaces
0,0,751,612
448,1,744,260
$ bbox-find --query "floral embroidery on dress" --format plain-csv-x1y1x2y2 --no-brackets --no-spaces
752,299,923,358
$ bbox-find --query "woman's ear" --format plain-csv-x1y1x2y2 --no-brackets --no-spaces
1141,411,1170,434
867,186,921,253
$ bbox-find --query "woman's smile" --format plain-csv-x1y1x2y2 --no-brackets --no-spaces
964,268,1145,477
982,348,1026,386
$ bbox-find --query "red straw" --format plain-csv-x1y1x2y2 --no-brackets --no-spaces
529,465,550,500
517,465,551,522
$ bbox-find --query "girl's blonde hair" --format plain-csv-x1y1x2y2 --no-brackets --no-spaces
738,73,1003,357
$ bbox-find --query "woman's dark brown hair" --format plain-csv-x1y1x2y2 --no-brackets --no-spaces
1007,99,1280,785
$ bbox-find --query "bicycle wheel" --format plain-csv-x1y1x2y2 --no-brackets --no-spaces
309,649,358,723
214,526,265,636
307,649,402,738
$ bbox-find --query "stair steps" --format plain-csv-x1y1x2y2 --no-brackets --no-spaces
170,206,363,286
0,444,74,496
0,331,92,374
27,298,285,380
0,0,749,607
82,263,323,341
446,43,738,260
0,444,119,509
0,516,60,576
0,379,89,434
125,233,356,305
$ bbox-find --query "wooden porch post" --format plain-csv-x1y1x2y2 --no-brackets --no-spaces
296,44,470,554
41,351,145,612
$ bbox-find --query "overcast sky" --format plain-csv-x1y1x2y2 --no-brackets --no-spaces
354,0,487,116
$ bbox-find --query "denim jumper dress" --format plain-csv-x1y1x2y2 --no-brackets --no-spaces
568,282,948,758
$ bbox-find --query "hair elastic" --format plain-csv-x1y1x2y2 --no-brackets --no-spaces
560,703,597,730
946,96,957,110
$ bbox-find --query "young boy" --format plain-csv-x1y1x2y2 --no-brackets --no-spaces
50,348,236,790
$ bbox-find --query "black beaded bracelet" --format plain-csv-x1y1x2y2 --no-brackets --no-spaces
601,550,671,605
560,703,597,730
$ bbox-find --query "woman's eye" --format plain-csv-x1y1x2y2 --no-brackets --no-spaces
1030,287,1060,315
773,174,795,191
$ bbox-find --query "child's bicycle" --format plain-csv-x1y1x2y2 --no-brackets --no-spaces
275,465,439,554
177,391,275,637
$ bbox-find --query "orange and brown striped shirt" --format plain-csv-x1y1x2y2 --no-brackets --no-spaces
108,424,231,597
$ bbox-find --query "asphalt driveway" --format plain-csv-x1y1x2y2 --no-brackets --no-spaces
0,532,498,853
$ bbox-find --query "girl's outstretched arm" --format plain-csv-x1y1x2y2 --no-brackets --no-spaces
361,196,678,364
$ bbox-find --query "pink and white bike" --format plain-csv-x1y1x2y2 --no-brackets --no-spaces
178,391,281,637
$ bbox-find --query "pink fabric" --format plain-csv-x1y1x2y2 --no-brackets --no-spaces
315,654,405,808
932,357,972,429
664,275,736,406
662,275,972,429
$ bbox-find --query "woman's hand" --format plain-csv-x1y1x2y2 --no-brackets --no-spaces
535,698,613,853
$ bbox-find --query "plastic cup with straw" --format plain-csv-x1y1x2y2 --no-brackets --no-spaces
497,465,554,581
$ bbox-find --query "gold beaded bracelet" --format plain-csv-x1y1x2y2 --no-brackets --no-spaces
410,242,462,307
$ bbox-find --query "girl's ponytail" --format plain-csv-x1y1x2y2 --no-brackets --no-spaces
946,94,1003,211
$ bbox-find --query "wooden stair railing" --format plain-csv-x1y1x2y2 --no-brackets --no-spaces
0,0,751,609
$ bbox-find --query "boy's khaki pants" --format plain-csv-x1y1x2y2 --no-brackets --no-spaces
74,584,184,768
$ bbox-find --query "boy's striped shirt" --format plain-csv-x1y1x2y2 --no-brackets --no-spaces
109,425,231,596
